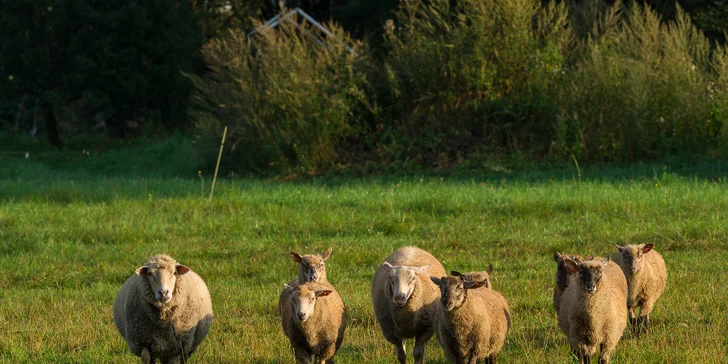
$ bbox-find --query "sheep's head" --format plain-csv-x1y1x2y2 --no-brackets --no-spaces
135,255,190,305
615,244,653,275
431,273,487,311
554,252,592,291
290,247,332,283
284,283,332,323
565,256,610,294
382,262,431,307
458,264,493,289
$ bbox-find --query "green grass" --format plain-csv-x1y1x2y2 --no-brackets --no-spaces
1,160,727,362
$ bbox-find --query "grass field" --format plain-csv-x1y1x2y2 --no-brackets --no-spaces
1,157,728,362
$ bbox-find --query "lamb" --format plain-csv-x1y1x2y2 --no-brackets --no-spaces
453,264,493,289
289,247,333,285
430,271,511,364
553,253,593,312
371,246,447,364
113,254,213,363
557,256,627,364
612,243,667,334
279,281,348,363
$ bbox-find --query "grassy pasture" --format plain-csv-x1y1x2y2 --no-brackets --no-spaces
1,166,727,363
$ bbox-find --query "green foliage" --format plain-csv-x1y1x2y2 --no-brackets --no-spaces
380,0,570,167
188,10,371,175
0,0,202,140
555,2,728,161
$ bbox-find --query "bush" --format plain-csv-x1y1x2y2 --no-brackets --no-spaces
378,0,570,168
188,9,371,175
555,2,728,162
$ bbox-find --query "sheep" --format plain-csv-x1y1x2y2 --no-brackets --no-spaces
279,281,347,363
371,246,447,364
453,264,493,289
612,243,667,335
557,256,627,364
553,253,593,312
113,254,213,363
430,271,511,364
289,247,333,285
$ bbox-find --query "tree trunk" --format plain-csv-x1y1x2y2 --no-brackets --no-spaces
41,97,63,151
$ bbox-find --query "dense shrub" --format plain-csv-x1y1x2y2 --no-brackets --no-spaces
188,10,370,175
380,0,570,167
555,3,728,161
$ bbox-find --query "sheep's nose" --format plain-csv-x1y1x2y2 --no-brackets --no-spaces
297,313,306,321
159,289,169,297
311,273,319,281
393,294,407,306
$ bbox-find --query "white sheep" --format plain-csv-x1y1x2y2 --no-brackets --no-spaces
279,281,347,363
113,254,213,363
371,246,446,364
613,243,667,334
557,256,627,363
430,271,511,363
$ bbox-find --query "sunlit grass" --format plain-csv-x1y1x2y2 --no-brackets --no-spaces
1,171,727,362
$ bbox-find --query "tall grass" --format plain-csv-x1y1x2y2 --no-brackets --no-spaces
188,1,728,174
187,9,371,176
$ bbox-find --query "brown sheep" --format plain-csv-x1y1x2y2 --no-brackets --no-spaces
280,281,347,363
613,243,667,335
371,246,447,364
290,247,333,285
557,256,627,364
553,253,593,311
454,264,493,289
430,271,511,364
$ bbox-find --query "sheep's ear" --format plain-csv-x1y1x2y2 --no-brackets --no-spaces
585,256,594,261
642,244,654,255
135,266,150,276
175,265,190,275
284,283,293,290
601,255,611,267
450,271,462,277
411,264,432,275
382,261,396,269
464,280,487,290
564,259,579,273
554,252,562,262
486,264,493,274
290,252,302,263
321,247,333,261
430,277,442,286
315,290,332,297
615,244,625,252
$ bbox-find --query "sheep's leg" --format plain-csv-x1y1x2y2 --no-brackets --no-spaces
638,299,656,335
627,305,637,332
141,347,151,364
391,339,406,364
316,344,336,364
294,346,312,364
413,333,431,364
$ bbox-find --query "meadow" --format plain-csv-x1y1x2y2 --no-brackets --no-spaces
1,157,728,363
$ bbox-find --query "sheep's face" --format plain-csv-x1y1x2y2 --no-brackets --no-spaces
459,264,493,289
382,262,431,307
554,253,587,291
288,285,332,323
566,257,609,294
291,247,332,283
136,262,190,304
615,244,653,275
431,274,486,311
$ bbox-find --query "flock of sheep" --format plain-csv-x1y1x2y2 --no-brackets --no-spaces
110,243,666,363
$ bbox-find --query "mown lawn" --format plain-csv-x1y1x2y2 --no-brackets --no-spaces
1,168,727,363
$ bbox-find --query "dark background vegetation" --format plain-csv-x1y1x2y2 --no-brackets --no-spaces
1,0,728,177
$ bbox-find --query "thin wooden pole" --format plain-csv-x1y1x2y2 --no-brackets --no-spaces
209,126,228,201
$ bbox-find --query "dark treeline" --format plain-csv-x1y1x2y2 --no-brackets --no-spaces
1,0,727,175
